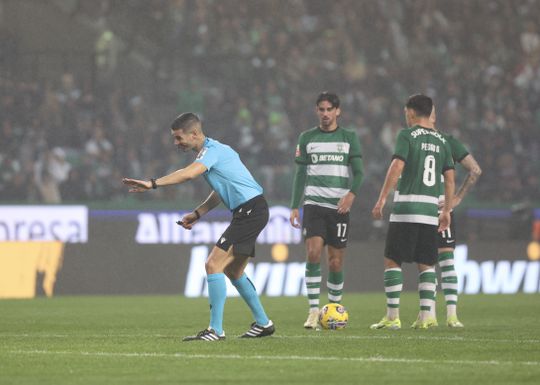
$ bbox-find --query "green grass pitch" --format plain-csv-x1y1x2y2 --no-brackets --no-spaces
1,293,539,384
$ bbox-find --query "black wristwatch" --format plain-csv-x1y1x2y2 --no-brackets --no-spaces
150,178,158,189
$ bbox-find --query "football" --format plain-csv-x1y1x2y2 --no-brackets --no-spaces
318,303,349,330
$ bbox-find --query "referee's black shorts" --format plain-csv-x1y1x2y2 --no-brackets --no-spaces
384,222,438,266
216,195,269,257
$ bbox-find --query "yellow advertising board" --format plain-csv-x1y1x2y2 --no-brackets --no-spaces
0,206,87,299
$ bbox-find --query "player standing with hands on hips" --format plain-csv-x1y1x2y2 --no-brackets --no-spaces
370,94,455,330
123,112,274,341
430,105,482,328
290,92,364,329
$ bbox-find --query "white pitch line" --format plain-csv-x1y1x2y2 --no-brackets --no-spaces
6,349,540,367
1,333,539,344
279,335,540,344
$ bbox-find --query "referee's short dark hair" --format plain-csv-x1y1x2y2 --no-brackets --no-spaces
405,94,433,118
316,92,340,109
171,112,201,131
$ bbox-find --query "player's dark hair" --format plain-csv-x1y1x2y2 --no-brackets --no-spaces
405,94,433,117
171,112,201,131
316,92,340,108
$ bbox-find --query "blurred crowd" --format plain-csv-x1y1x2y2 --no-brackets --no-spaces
1,0,539,208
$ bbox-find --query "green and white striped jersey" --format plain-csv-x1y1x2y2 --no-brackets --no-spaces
390,125,454,226
295,126,362,209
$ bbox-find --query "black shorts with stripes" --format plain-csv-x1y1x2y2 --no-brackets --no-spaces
216,195,269,257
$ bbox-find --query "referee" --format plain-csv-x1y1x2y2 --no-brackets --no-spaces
123,112,274,341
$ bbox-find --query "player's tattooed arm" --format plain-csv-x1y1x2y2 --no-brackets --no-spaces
453,154,482,208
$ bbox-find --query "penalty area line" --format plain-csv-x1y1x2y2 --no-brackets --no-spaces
7,349,539,367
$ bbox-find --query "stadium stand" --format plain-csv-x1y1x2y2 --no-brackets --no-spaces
1,0,539,209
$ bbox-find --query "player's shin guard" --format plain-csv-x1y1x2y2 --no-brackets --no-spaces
384,268,402,320
439,251,458,317
231,273,269,326
418,268,437,320
327,271,344,303
305,262,321,309
207,273,227,335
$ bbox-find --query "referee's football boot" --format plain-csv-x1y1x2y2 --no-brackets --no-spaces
240,320,275,338
370,316,401,330
182,328,225,342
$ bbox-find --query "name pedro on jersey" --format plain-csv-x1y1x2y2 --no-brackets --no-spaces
421,142,440,153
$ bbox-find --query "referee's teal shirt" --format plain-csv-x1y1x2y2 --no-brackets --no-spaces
195,137,263,210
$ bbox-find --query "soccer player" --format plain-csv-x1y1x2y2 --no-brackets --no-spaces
430,106,482,328
370,94,455,330
123,112,274,341
290,92,364,329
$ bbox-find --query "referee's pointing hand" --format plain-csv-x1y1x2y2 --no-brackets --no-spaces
122,178,152,193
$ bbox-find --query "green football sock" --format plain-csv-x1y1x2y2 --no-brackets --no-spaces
327,270,344,303
439,251,458,317
384,268,402,320
305,262,321,309
419,268,437,319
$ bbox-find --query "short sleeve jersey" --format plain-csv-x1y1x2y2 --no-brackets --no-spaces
294,126,362,209
195,137,263,210
390,125,454,226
